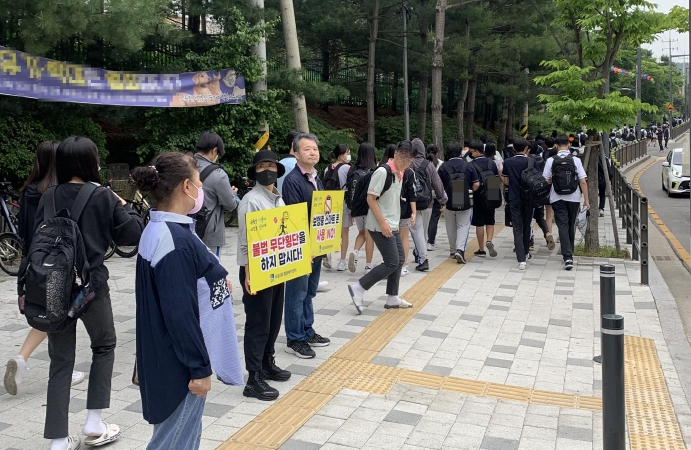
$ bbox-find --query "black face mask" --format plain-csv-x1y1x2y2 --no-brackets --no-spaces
255,170,278,186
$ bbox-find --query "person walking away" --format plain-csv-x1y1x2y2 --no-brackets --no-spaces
542,135,589,271
663,125,670,149
348,142,415,313
501,138,535,269
281,133,331,358
657,127,664,151
439,142,479,263
33,136,144,450
502,138,516,160
426,144,443,250
237,150,292,401
6,141,85,396
133,152,240,450
277,130,300,193
322,144,352,271
528,146,551,251
347,143,378,274
598,152,613,217
468,141,500,257
194,131,238,259
409,138,447,271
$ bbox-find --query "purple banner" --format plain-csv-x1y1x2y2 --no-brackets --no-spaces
0,47,246,107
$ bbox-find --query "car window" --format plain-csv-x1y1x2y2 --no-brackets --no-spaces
672,151,682,165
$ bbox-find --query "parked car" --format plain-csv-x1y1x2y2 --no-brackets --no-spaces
662,148,690,196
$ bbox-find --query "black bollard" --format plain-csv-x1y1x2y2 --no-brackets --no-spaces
602,314,625,450
594,264,616,364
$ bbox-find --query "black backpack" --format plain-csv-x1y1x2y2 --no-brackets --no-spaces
191,163,222,240
551,154,579,195
349,164,395,217
21,183,96,333
323,163,345,191
412,160,433,210
520,158,551,207
345,166,371,210
472,160,502,209
441,161,472,211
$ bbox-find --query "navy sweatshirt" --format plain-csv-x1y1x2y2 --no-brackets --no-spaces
281,164,324,215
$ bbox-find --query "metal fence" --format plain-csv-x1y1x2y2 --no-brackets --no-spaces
671,120,690,139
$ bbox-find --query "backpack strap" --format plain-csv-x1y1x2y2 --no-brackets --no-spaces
380,164,394,196
71,182,98,223
200,163,222,183
43,188,57,222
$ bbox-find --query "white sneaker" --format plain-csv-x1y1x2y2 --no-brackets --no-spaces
426,243,436,251
348,251,358,273
317,281,328,292
72,370,85,386
348,284,365,314
322,254,332,269
599,209,605,217
337,260,347,271
364,265,373,275
518,262,526,270
400,267,410,277
3,356,27,396
384,297,413,309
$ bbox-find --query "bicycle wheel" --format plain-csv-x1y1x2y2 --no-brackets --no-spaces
225,208,238,227
0,232,22,276
104,242,116,260
114,244,138,258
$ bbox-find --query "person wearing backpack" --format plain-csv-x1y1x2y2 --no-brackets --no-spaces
346,143,378,274
501,138,535,270
30,136,144,450
194,131,238,259
439,142,479,264
5,142,85,397
409,138,447,272
347,141,415,314
468,141,500,257
542,135,589,270
322,144,351,271
277,130,300,192
425,144,443,250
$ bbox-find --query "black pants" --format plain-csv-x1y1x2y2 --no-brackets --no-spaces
45,294,116,439
552,200,580,261
428,199,442,244
509,200,533,263
533,206,549,235
239,266,284,373
598,184,606,210
360,230,403,295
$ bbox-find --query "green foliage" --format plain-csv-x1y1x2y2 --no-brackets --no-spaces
374,115,498,150
534,60,656,132
668,6,689,33
267,66,351,106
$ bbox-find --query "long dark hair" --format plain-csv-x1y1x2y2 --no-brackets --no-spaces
56,136,102,184
354,142,377,170
426,144,440,167
379,144,397,165
21,141,59,194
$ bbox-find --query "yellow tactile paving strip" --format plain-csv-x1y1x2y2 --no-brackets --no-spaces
625,335,686,450
633,159,691,267
217,225,683,449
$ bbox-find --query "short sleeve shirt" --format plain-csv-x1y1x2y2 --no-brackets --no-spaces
542,151,587,203
502,155,530,201
365,166,402,232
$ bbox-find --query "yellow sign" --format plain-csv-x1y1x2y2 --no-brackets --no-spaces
254,129,269,152
667,103,675,111
310,190,345,257
245,203,312,291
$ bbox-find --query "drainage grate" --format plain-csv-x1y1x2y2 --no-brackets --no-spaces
652,255,673,261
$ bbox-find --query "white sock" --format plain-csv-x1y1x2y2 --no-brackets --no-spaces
49,438,68,450
365,263,373,269
386,295,401,306
82,409,105,436
351,283,365,296
353,249,359,256
15,355,27,384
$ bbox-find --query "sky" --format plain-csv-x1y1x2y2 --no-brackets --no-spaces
642,0,689,64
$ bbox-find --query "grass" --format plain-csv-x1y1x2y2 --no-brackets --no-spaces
574,243,631,259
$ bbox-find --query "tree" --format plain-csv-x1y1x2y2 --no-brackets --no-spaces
280,0,310,132
367,0,380,144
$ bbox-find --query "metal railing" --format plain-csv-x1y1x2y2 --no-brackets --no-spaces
671,120,690,139
612,139,646,167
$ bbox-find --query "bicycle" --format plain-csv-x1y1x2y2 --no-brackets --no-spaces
113,188,150,258
0,182,23,276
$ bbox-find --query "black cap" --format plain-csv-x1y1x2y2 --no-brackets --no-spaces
247,149,285,180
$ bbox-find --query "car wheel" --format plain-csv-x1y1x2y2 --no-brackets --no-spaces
662,176,667,191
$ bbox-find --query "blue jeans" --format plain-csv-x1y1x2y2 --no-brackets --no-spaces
147,392,205,450
284,257,321,344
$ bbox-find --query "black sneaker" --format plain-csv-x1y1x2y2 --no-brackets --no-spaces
453,250,466,264
415,259,429,271
307,333,330,347
243,371,279,401
262,356,291,382
564,259,574,271
285,341,316,359
473,250,486,257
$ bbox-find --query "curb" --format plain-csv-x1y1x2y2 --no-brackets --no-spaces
620,154,652,177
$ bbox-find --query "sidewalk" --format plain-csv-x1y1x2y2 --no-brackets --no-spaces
1,202,690,450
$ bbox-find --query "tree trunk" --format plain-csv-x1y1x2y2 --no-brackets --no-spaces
392,71,399,112
430,0,447,149
457,78,468,142
584,135,601,252
251,0,267,94
367,0,380,144
280,0,309,132
416,0,430,140
498,96,509,149
465,75,477,139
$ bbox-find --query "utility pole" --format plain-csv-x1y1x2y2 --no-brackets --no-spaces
636,47,642,140
280,0,310,132
251,0,267,94
401,3,410,141
663,35,678,124
519,68,529,137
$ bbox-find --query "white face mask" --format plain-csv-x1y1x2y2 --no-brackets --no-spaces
345,154,351,163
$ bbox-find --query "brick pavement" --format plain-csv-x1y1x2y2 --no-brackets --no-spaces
0,199,689,449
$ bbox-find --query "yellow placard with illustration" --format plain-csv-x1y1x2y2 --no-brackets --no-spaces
245,203,312,292
310,190,344,257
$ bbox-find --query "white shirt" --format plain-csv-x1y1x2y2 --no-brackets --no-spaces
543,150,587,203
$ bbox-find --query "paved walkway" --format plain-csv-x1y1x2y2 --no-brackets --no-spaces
1,195,690,449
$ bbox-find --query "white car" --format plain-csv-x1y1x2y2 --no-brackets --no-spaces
661,148,690,196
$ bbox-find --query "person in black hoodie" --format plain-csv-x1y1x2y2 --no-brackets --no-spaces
32,137,144,450
4,141,88,398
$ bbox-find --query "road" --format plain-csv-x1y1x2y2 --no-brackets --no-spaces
637,141,690,254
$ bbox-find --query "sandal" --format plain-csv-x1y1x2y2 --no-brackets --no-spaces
83,423,120,447
67,435,81,450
